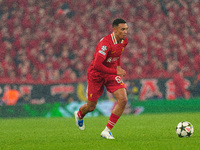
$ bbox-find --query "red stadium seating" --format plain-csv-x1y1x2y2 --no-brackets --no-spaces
0,0,199,83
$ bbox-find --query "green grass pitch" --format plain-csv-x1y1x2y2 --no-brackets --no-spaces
0,112,199,150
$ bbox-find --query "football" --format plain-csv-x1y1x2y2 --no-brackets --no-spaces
176,121,194,137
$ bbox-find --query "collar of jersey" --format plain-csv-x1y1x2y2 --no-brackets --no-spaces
111,32,117,44
111,32,124,44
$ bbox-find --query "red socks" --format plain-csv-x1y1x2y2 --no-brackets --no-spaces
77,110,120,130
77,109,85,120
106,113,120,130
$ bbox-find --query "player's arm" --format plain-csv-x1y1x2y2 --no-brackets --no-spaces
117,56,121,66
115,38,128,76
116,66,126,77
93,42,117,74
93,55,117,74
116,56,126,77
93,52,126,76
94,56,126,77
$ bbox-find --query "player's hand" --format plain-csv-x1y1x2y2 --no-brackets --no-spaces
116,66,126,77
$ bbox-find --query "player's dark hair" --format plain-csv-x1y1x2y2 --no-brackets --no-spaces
112,19,126,27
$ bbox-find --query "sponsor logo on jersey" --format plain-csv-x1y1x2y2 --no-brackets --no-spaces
106,57,119,63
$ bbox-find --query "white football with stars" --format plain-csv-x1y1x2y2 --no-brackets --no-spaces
176,121,194,137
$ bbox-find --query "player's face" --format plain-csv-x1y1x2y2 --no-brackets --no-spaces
114,23,128,41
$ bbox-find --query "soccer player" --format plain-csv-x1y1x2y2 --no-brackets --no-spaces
74,18,128,139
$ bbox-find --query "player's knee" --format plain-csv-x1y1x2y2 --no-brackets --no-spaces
118,97,128,107
89,105,96,112
87,103,96,112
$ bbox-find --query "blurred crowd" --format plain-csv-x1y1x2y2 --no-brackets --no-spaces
0,0,200,83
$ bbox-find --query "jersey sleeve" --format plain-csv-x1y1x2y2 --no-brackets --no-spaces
93,41,117,74
93,56,117,74
96,41,110,59
117,37,128,66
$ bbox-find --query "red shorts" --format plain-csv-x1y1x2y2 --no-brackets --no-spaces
86,72,126,101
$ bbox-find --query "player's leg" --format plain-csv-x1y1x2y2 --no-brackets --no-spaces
111,88,128,117
74,100,98,130
77,100,98,119
74,77,104,130
101,88,128,139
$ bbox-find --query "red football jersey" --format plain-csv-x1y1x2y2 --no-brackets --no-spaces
88,32,128,75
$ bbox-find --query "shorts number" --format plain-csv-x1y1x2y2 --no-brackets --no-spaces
115,76,122,83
